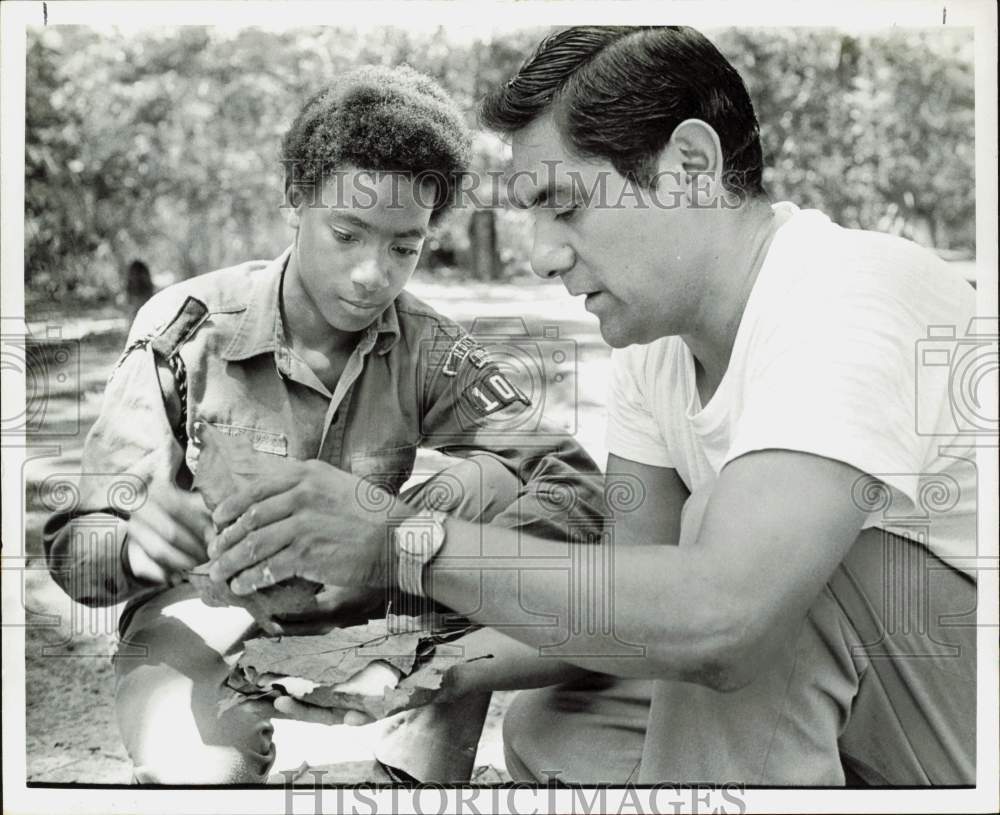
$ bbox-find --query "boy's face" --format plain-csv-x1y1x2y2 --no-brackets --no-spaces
510,116,711,348
288,168,433,334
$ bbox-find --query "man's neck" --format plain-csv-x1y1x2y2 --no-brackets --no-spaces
681,198,780,404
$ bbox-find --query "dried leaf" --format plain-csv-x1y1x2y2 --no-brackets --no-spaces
227,614,486,720
187,423,322,630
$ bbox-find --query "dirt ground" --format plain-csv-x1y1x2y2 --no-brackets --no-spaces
18,278,610,784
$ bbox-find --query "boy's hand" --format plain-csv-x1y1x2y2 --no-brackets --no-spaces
272,696,374,726
126,483,213,585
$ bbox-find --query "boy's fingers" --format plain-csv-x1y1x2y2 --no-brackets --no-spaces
272,696,373,726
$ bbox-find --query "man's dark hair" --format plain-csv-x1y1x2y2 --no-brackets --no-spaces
282,65,472,222
481,26,766,198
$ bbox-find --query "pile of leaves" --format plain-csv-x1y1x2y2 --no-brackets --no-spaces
223,614,489,720
187,423,322,634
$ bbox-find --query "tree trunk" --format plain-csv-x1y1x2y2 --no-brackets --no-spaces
467,209,499,281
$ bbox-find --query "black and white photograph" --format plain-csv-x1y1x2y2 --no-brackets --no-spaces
2,2,997,814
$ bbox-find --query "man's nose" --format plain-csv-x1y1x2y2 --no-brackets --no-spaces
529,220,575,280
350,254,389,292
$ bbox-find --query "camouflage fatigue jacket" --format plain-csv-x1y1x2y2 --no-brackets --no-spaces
43,248,605,607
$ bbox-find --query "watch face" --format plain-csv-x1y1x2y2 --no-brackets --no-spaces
396,512,442,556
397,526,433,556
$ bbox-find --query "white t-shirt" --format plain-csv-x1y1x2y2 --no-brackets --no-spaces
606,203,979,577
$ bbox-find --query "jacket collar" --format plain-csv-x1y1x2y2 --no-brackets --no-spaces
222,246,401,361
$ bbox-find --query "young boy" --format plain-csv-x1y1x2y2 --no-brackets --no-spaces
42,64,604,783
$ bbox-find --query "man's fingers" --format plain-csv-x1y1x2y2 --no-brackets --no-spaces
272,696,372,726
213,471,303,530
208,516,300,584
228,546,299,595
208,491,298,559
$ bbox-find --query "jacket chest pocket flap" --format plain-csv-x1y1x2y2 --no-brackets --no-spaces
187,420,289,475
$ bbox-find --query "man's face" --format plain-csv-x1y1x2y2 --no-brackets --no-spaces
289,167,433,333
510,116,707,347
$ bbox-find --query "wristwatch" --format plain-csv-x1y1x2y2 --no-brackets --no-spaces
393,508,448,598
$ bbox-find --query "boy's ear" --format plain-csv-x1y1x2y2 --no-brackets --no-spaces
283,187,303,228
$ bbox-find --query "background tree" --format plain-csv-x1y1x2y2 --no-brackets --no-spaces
24,26,975,310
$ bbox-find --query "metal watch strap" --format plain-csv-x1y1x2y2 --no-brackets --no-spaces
395,508,447,598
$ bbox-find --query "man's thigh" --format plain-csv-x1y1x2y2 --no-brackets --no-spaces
832,530,976,785
504,675,652,783
637,529,976,785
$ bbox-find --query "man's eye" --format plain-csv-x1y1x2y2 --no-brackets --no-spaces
333,229,356,243
392,246,420,258
555,205,580,223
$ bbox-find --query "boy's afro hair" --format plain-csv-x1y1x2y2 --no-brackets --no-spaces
282,65,472,221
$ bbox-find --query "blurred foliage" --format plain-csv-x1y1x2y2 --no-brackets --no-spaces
25,26,974,306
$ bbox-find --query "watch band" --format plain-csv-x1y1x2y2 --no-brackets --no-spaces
394,508,448,598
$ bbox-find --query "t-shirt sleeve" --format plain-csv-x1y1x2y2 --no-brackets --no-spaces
605,346,674,468
725,268,942,506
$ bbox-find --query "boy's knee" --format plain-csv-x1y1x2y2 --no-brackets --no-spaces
117,665,275,784
415,454,520,524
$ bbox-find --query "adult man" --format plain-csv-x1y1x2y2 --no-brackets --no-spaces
43,64,605,783
208,27,979,785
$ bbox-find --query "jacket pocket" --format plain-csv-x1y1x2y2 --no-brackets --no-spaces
187,419,289,474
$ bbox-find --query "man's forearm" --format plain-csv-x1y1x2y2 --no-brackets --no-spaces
426,518,734,683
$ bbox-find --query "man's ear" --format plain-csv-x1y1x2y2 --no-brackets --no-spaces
656,119,724,176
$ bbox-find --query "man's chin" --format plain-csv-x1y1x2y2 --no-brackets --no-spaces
598,321,635,349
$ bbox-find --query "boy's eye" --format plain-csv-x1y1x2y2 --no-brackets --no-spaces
392,246,420,258
555,204,580,223
332,229,356,243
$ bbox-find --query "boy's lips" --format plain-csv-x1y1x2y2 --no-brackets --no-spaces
339,296,383,312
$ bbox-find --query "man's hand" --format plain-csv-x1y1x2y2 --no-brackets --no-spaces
126,483,212,585
206,459,408,594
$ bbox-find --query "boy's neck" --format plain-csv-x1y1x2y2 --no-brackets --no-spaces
280,254,362,359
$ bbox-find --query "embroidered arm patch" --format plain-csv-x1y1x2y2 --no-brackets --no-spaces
461,367,531,417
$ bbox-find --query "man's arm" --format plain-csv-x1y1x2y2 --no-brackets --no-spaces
428,449,868,690
392,455,690,697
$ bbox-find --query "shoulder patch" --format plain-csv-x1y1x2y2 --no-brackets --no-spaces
461,366,531,417
149,296,210,359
